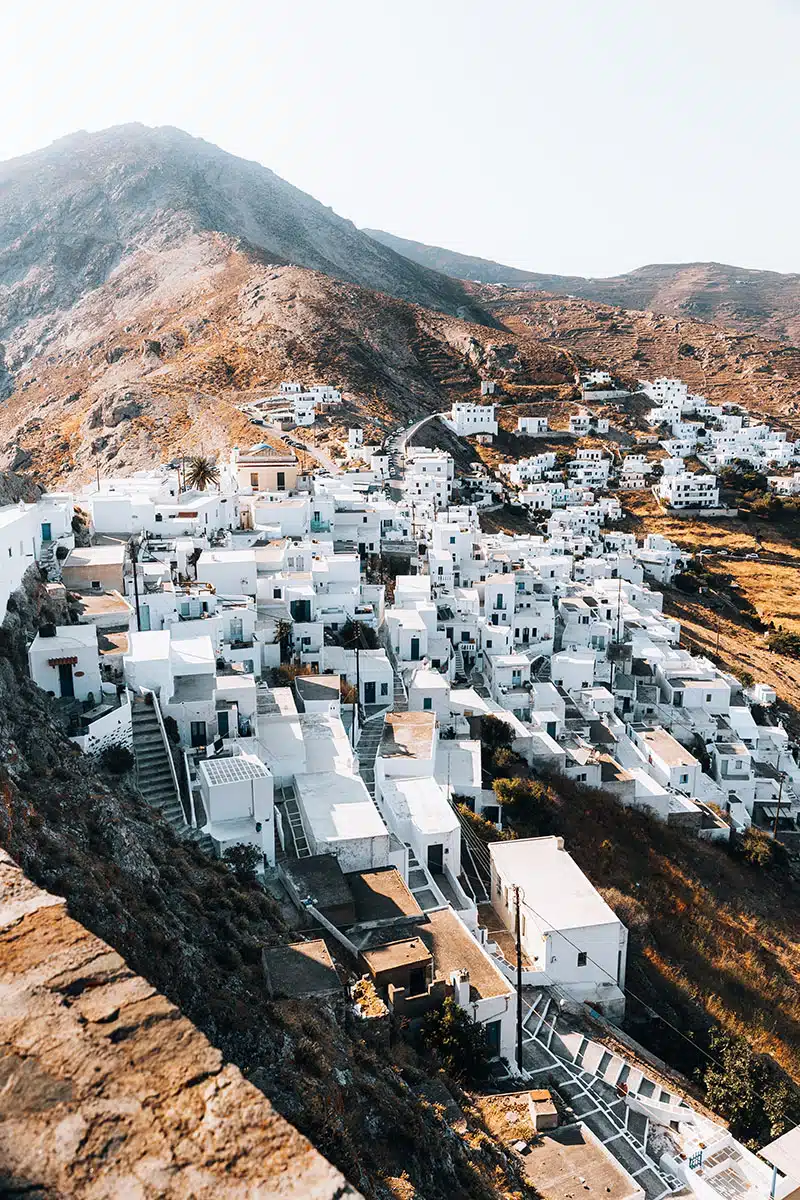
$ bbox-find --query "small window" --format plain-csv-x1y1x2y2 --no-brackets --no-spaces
273,588,282,599
155,513,163,522
577,951,587,967
423,697,432,711
380,682,389,696
91,580,102,591
250,473,259,489
706,693,712,702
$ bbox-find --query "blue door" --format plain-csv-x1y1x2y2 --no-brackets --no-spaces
41,522,52,542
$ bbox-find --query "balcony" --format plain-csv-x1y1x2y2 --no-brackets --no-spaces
310,519,331,533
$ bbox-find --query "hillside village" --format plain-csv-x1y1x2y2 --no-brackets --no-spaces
3,367,800,1200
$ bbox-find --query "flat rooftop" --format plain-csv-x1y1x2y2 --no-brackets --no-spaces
636,726,699,768
74,590,132,619
489,837,620,933
63,544,126,566
346,867,422,923
421,907,510,1001
294,772,388,845
262,939,342,1000
296,674,341,702
361,936,432,975
380,711,436,760
199,754,269,786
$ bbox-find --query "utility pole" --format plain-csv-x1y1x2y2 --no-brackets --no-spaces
773,747,790,839
715,609,721,657
355,622,361,742
514,885,524,1074
129,536,142,632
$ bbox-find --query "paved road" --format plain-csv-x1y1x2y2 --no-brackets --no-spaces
385,410,445,480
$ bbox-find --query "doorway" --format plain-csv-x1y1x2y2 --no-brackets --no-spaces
190,721,207,748
410,636,420,660
58,664,74,698
41,522,52,542
364,680,376,704
427,843,443,875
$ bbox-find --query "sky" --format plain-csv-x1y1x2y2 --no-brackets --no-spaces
3,0,800,277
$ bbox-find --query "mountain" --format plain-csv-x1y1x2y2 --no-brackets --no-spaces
0,123,486,367
365,230,800,344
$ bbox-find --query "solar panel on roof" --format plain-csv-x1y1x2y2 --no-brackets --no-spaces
202,757,268,784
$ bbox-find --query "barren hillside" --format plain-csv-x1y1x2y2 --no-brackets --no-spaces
367,230,800,343
476,285,800,432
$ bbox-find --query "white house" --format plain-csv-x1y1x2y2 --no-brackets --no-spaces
294,772,390,871
517,416,549,436
408,666,450,719
447,403,498,439
657,472,720,510
293,396,316,426
488,836,628,1019
28,625,102,703
197,752,275,866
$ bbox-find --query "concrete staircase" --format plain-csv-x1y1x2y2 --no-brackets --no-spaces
405,843,446,912
276,781,311,859
131,697,212,852
38,540,62,583
392,666,408,712
521,989,687,1200
356,715,385,800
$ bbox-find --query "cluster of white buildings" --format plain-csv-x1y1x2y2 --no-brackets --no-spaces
5,369,799,1174
644,376,800,508
241,380,343,429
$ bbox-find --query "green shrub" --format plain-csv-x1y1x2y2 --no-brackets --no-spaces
223,842,262,883
100,743,135,775
768,630,800,659
420,998,491,1082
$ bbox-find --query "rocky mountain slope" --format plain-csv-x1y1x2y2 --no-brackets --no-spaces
0,248,575,484
0,124,486,367
367,229,800,343
475,284,800,433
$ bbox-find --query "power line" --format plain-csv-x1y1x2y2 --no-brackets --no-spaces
452,813,731,1075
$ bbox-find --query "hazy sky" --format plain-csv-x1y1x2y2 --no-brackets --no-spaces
4,0,799,276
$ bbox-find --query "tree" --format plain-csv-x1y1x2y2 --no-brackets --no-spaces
420,997,491,1082
224,842,262,883
481,715,513,754
493,777,550,830
703,1029,799,1144
185,455,220,491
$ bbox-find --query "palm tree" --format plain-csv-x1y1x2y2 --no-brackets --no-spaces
185,455,220,491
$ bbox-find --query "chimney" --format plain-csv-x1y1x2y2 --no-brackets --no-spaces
451,969,470,1007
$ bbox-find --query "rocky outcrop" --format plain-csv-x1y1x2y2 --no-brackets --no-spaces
0,344,12,400
0,851,359,1199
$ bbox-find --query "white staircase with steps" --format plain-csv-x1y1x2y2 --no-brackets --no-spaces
521,988,688,1200
355,713,385,800
131,697,213,853
38,540,62,583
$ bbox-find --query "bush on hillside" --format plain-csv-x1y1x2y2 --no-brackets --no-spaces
100,743,135,775
420,997,491,1082
768,630,800,659
223,842,262,883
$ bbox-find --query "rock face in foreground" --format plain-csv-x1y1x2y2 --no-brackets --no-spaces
0,850,359,1199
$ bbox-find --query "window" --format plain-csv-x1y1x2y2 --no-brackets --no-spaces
155,512,163,522
273,588,282,599
91,580,102,591
577,951,587,967
250,472,259,489
276,471,286,490
706,693,712,702
423,697,432,711
380,682,388,696
449,536,456,544
679,773,689,785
